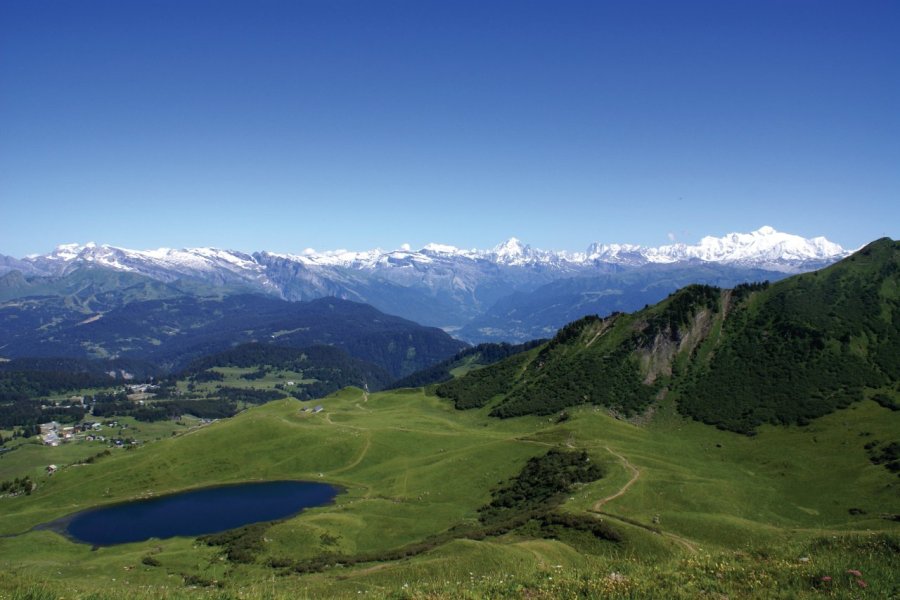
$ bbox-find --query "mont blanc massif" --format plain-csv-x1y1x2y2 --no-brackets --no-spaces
1,225,847,346
1,226,898,600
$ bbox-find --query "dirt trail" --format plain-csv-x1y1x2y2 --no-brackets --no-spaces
592,446,640,510
331,432,373,474
585,324,608,347
586,329,604,347
595,509,700,554
661,530,699,554
589,446,699,554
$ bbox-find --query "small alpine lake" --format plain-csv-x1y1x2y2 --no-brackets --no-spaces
40,480,340,546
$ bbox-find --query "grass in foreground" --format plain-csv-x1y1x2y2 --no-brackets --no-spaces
0,387,896,598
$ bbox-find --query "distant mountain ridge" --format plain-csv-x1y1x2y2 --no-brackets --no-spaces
0,227,851,342
9,226,847,276
0,294,466,377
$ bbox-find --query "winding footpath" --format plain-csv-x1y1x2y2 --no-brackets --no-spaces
590,446,699,554
592,446,640,510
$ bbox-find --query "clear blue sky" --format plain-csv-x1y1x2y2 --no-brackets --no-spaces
1,0,897,257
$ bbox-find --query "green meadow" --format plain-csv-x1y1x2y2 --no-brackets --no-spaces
0,384,897,598
179,367,316,393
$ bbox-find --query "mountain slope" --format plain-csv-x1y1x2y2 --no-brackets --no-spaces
386,339,546,389
679,238,898,432
458,263,792,342
437,238,899,433
184,343,394,394
0,294,467,377
0,380,897,598
0,227,850,338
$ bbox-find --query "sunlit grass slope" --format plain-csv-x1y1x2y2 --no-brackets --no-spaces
0,383,897,598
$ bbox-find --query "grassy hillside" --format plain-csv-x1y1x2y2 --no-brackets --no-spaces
0,383,897,598
438,239,900,433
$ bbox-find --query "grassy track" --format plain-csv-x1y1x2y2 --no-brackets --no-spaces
592,446,641,510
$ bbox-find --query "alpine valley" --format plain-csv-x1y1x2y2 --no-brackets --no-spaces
1,226,850,345
0,234,897,600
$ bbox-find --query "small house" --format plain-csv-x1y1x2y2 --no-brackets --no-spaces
313,405,324,414
39,421,60,435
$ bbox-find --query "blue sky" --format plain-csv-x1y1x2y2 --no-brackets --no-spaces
1,0,897,257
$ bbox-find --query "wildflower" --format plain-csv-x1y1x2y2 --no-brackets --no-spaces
820,576,832,582
857,579,868,589
846,569,863,577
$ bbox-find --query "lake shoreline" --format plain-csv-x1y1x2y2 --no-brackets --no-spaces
32,479,344,546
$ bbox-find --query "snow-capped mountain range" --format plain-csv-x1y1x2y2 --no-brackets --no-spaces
13,226,846,277
581,226,846,267
0,227,851,342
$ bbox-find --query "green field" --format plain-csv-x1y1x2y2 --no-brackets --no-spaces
0,384,897,598
180,366,316,394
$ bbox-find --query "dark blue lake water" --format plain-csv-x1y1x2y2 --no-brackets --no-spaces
61,480,339,546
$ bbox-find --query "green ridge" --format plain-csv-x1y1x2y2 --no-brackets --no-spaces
438,239,900,433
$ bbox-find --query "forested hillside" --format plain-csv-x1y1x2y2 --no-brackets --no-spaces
0,294,467,377
386,339,545,389
438,239,900,433
679,238,899,432
184,343,393,394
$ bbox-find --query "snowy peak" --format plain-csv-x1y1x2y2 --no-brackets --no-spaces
492,237,526,256
421,242,465,255
582,242,647,265
645,226,848,268
22,242,274,289
46,242,98,262
10,227,849,282
566,226,848,271
40,243,135,272
486,237,574,267
490,237,533,264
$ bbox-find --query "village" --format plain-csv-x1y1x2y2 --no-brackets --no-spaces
36,383,163,448
38,419,129,448
0,368,308,501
